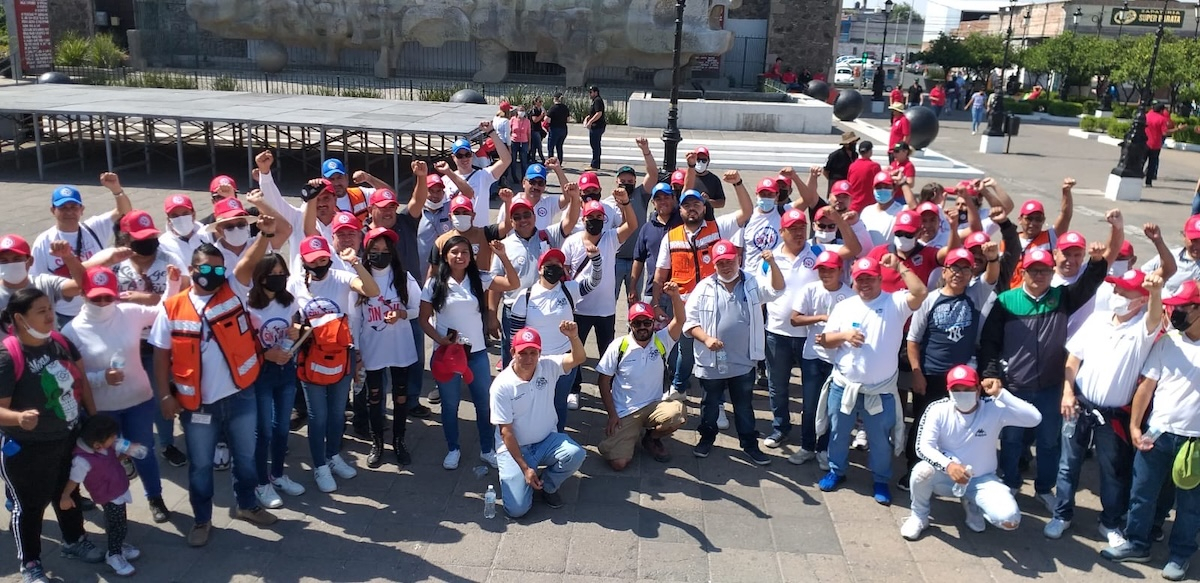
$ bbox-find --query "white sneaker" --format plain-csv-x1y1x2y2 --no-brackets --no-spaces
817,451,830,471
663,387,686,402
120,543,140,561
328,454,357,479
106,552,135,576
213,442,231,470
427,389,441,404
1099,524,1128,548
313,465,337,493
900,515,929,541
788,449,816,465
962,497,986,533
255,484,283,509
567,393,580,410
1036,492,1056,514
1043,518,1070,539
852,430,869,451
443,449,461,470
480,451,498,469
272,474,306,496
716,407,730,430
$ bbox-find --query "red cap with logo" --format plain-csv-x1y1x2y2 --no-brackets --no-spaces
1020,200,1045,217
1105,269,1149,296
579,172,601,192
300,235,332,263
209,175,236,194
756,177,778,194
781,208,807,229
831,180,852,197
873,171,893,186
511,327,542,353
851,256,881,279
776,174,792,187
711,239,738,262
583,200,607,218
628,302,655,322
694,146,710,158
944,248,975,268
916,201,940,216
956,180,979,196
1119,240,1135,258
1057,231,1086,250
499,100,512,112
964,231,990,249
449,195,474,214
331,211,362,233
813,250,842,270
0,235,31,257
365,226,398,246
538,249,566,270
1185,214,1200,240
670,170,686,186
1022,249,1055,269
164,194,194,214
1164,280,1200,306
120,210,160,241
84,266,119,300
510,197,534,214
945,365,979,390
426,174,446,190
369,189,399,208
213,197,250,220
893,210,920,234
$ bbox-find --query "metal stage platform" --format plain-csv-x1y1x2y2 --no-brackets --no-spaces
0,84,498,188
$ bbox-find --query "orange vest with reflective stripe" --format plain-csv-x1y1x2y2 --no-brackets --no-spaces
346,188,369,222
163,284,262,411
1005,229,1055,290
667,221,721,295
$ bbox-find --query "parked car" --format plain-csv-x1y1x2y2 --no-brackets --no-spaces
834,67,855,86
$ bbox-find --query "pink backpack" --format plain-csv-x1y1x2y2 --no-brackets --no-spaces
2,331,74,381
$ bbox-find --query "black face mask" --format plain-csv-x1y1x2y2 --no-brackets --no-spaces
582,194,600,204
1170,307,1194,332
130,238,159,257
541,264,564,284
620,184,635,195
194,272,225,292
584,219,605,236
305,263,332,280
367,252,391,270
262,274,288,293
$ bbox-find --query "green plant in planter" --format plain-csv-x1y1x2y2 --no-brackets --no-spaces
54,34,90,67
1107,120,1132,139
1047,101,1084,117
1079,116,1098,132
566,96,591,124
89,34,127,69
211,75,239,92
341,87,381,98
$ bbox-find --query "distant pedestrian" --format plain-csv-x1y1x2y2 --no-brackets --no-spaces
546,93,570,162
583,86,607,170
966,88,987,135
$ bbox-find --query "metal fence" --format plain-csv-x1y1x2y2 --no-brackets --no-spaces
721,36,769,89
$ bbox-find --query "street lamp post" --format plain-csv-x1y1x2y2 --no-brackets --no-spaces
1073,7,1082,33
1106,0,1172,200
1117,1,1130,38
984,0,1018,142
1064,7,1082,100
1104,1,1131,111
661,0,686,174
872,0,894,101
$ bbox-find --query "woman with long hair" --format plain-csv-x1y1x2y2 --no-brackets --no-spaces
419,236,518,471
351,228,421,469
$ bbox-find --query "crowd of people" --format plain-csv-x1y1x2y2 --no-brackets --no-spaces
2,116,1200,583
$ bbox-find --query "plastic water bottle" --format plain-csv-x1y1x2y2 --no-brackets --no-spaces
279,336,295,353
1062,413,1077,439
851,322,863,348
1,439,20,457
352,366,367,396
1142,426,1164,448
109,351,126,370
483,485,497,519
115,438,149,459
715,349,729,375
952,465,974,497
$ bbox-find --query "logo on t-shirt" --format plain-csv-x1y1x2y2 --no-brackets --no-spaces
301,297,342,320
259,317,291,348
752,226,778,252
536,206,549,218
801,256,816,269
535,376,549,389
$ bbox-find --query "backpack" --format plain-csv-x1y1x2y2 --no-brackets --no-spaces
296,313,352,385
2,332,74,381
522,283,575,314
616,335,668,369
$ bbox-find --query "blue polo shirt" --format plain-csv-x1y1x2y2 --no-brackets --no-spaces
633,209,683,297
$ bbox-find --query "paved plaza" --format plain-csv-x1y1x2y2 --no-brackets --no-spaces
0,98,1197,582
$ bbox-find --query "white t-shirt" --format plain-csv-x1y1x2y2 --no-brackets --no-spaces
492,225,568,307
289,269,357,342
794,281,852,360
247,297,300,351
351,266,422,370
735,210,782,274
510,281,581,355
825,291,914,384
497,195,561,231
30,214,114,316
490,355,565,450
257,171,338,273
655,214,744,273
859,203,901,247
1142,330,1200,437
420,273,495,350
444,168,497,229
1143,248,1200,296
147,290,240,404
561,230,619,317
63,303,159,412
764,243,821,337
113,250,186,301
1067,310,1157,408
916,389,1043,477
595,330,676,418
158,227,211,268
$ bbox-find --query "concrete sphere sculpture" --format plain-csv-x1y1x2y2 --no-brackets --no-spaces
833,89,864,122
37,71,72,84
905,105,940,150
804,80,830,102
255,41,289,73
449,89,488,104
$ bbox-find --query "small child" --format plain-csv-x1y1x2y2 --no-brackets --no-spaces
61,414,140,576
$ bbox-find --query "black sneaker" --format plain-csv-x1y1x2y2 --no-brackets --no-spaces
408,404,432,419
693,439,714,458
896,472,912,492
540,489,564,509
1152,526,1166,542
78,496,96,512
393,439,412,466
161,445,188,467
743,446,772,466
148,496,170,524
289,411,308,431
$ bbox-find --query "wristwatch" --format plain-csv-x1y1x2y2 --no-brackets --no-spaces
733,180,744,187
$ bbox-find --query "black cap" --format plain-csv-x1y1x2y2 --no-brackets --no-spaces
857,140,874,153
616,165,636,176
554,91,563,98
892,142,911,152
588,85,600,92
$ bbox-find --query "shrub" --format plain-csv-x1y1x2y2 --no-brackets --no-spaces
304,86,337,97
1113,103,1135,118
88,34,127,69
1008,101,1034,115
53,33,126,68
418,84,465,102
1047,101,1084,117
1107,120,1131,139
54,34,90,67
1096,116,1114,132
1079,116,1098,132
126,71,198,89
502,85,537,109
1171,127,1200,144
604,107,626,126
210,75,239,92
340,87,381,98
1082,99,1098,113
566,96,591,124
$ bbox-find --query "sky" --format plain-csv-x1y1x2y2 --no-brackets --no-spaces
840,0,1064,36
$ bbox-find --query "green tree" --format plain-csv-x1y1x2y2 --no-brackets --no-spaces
889,2,924,24
1112,32,1199,107
1016,41,1052,87
914,33,972,70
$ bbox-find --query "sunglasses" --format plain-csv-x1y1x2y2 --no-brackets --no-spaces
210,193,224,202
894,232,916,239
630,319,655,328
454,151,472,159
195,265,227,276
816,223,836,230
1026,267,1053,277
223,221,248,230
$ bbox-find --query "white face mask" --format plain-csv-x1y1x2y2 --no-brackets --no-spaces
451,215,472,232
222,225,250,247
717,271,740,283
1108,260,1129,277
695,161,709,173
814,230,836,243
518,111,526,118
425,197,446,211
1110,294,1139,317
894,236,917,253
81,301,116,320
16,315,52,340
0,261,28,285
169,215,195,237
950,391,978,413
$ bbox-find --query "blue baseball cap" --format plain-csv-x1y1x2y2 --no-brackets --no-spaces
451,138,472,154
679,189,704,203
651,183,673,198
51,186,83,207
525,164,548,181
321,158,347,178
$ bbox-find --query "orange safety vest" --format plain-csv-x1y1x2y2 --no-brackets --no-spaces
346,188,369,222
667,221,722,295
297,312,352,385
163,284,262,411
1005,229,1056,289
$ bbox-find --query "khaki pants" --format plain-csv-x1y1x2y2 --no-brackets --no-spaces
599,400,686,461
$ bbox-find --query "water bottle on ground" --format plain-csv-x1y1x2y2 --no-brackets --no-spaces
109,351,126,370
115,438,149,459
484,485,497,519
952,464,974,497
715,349,729,375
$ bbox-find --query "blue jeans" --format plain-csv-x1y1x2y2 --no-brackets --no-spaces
255,362,297,484
1053,407,1133,528
511,141,529,183
971,107,985,132
107,397,162,499
827,379,897,482
697,371,757,449
1125,432,1200,562
671,335,696,393
407,323,425,406
998,389,1061,494
588,125,604,168
1191,189,1200,216
501,304,516,367
799,358,832,453
438,349,495,454
497,432,586,518
613,258,640,303
140,349,176,448
765,332,805,436
301,373,352,466
181,388,259,524
530,130,544,161
552,368,578,433
547,126,566,161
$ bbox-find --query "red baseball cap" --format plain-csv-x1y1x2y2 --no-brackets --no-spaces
510,197,535,215
426,175,446,190
944,248,976,268
1118,240,1135,258
958,180,980,196
369,189,399,208
916,201,940,216
694,146,711,159
1185,214,1200,240
1057,231,1086,250
670,170,686,186
209,175,236,194
1164,280,1200,306
164,194,194,214
583,200,607,218
1022,249,1055,269
511,327,542,353
945,365,979,390
213,197,251,220
1019,200,1045,217
893,210,920,234
831,180,852,197
499,101,512,112
579,172,601,192
964,231,990,249
873,171,893,187
300,235,332,263
628,302,655,322
756,177,778,194
1106,269,1149,296
813,250,842,270
851,256,881,279
119,210,160,241
83,266,119,300
449,195,474,214
776,174,792,187
538,249,566,270
0,235,31,257
364,226,398,247
711,239,738,262
331,211,362,233
781,208,807,229
814,207,835,223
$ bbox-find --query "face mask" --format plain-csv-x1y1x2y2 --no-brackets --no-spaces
894,236,917,253
130,238,159,257
193,271,225,292
0,261,28,285
425,197,446,211
874,189,892,204
16,315,52,340
169,215,195,237
1170,307,1194,332
582,193,600,203
950,391,978,413
584,219,605,236
451,215,472,232
814,230,836,243
368,252,392,270
541,264,564,284
305,263,332,281
695,161,709,173
518,111,526,117
1109,260,1129,277
717,271,740,283
1110,294,1139,317
621,184,635,196
81,301,115,320
262,274,288,293
756,198,775,212
222,225,250,247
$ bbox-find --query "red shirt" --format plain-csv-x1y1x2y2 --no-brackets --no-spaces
890,88,903,105
867,242,940,293
929,86,945,106
889,115,911,150
847,158,882,213
889,159,915,201
782,71,798,84
1146,110,1169,150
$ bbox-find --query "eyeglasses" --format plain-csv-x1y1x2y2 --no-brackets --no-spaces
210,193,224,202
630,319,655,328
527,179,546,187
223,221,248,230
194,265,226,276
696,158,710,164
816,223,836,230
1026,267,1053,277
453,151,472,159
947,265,972,274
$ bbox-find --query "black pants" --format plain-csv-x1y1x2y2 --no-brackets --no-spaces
0,435,86,563
588,125,605,168
103,502,127,556
571,314,616,395
365,366,411,439
1145,148,1162,183
906,372,949,469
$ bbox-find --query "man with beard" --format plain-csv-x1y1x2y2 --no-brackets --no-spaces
444,121,511,228
631,183,682,309
315,158,370,223
823,132,860,195
495,158,572,230
1005,178,1075,290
